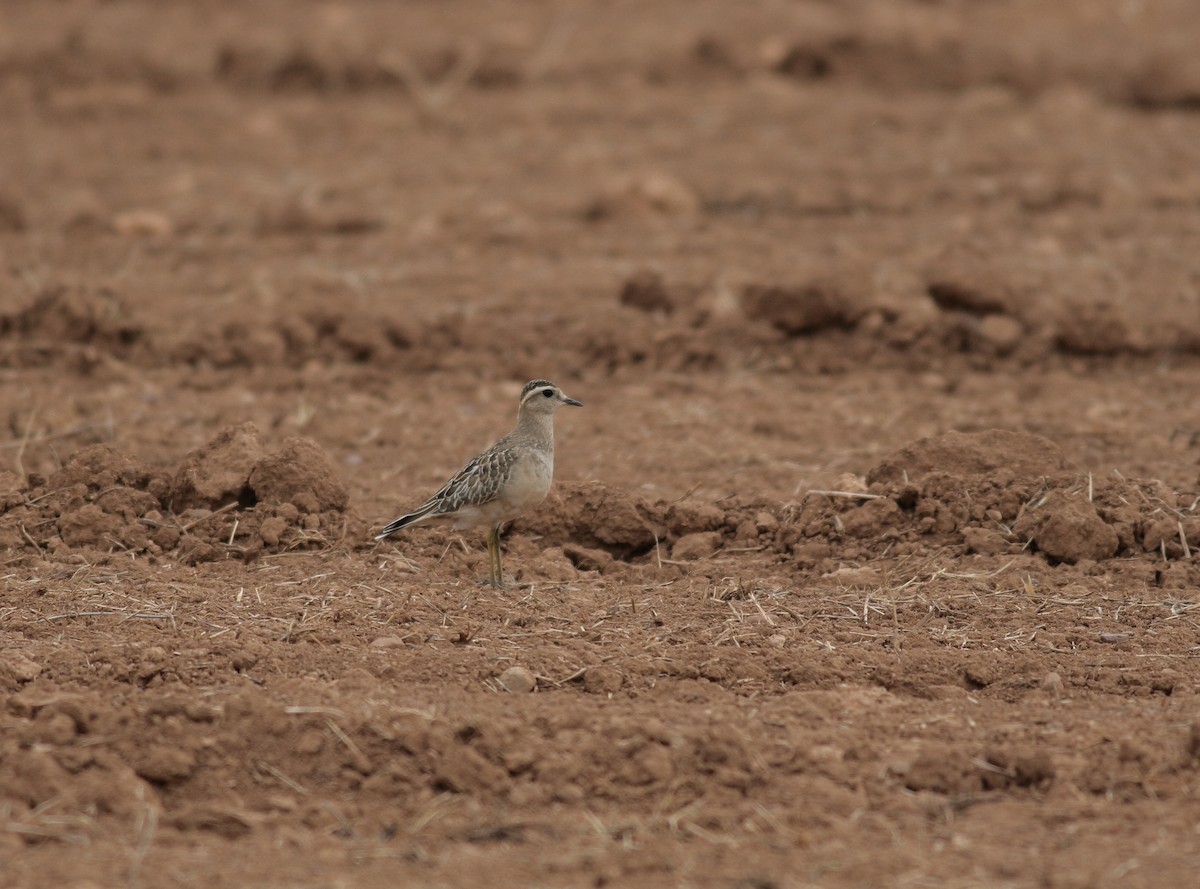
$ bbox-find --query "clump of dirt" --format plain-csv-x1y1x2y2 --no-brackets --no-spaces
0,286,145,368
215,41,525,95
741,281,864,336
900,746,1054,795
769,430,1200,570
517,429,1200,576
171,298,415,369
518,481,660,560
247,436,350,513
0,428,360,564
619,270,677,315
1052,299,1145,356
171,422,267,511
1014,491,1120,564
255,193,383,236
584,172,701,220
0,191,26,231
867,429,1070,485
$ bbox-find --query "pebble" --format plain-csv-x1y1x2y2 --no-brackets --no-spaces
498,666,536,694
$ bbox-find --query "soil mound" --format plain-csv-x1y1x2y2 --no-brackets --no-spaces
769,430,1200,570
0,286,144,368
170,422,267,511
0,429,359,564
1016,491,1120,564
171,299,415,369
741,281,863,335
517,481,659,559
247,436,350,513
867,429,1070,485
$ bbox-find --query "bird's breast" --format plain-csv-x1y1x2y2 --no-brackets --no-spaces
502,451,554,512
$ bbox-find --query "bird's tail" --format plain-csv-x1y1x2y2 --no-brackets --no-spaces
374,506,437,541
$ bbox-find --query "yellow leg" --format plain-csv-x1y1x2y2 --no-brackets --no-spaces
486,524,505,588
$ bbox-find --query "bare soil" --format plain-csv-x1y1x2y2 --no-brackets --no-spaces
3,2,1200,887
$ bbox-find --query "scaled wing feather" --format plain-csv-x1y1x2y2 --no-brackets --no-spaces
376,442,520,539
427,444,518,516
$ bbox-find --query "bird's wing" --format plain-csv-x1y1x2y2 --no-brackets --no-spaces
375,439,520,539
420,442,520,517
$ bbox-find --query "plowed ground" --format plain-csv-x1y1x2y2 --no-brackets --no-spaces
3,2,1200,887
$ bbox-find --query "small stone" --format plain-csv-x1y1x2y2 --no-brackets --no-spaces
978,314,1024,354
498,666,537,694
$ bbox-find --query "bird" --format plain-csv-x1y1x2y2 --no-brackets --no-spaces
374,379,582,588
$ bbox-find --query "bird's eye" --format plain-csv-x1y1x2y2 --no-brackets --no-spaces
542,388,554,398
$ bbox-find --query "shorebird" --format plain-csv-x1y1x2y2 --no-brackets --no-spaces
375,379,582,587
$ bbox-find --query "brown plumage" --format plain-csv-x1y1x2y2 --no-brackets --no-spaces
375,379,582,587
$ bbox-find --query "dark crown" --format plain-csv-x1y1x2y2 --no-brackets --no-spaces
520,379,556,400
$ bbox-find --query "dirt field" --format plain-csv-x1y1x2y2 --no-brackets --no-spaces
3,2,1200,887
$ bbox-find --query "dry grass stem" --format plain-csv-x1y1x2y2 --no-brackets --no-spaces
808,489,883,500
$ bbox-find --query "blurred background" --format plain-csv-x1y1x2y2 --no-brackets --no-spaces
3,0,1200,509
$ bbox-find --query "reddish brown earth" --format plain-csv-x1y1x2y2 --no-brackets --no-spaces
4,2,1200,887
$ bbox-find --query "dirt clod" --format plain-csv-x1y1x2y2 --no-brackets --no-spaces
172,423,267,511
519,481,658,559
672,531,722,561
620,270,675,314
962,526,1011,555
582,666,625,695
1027,492,1120,564
868,429,1069,485
741,282,859,335
248,437,350,512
